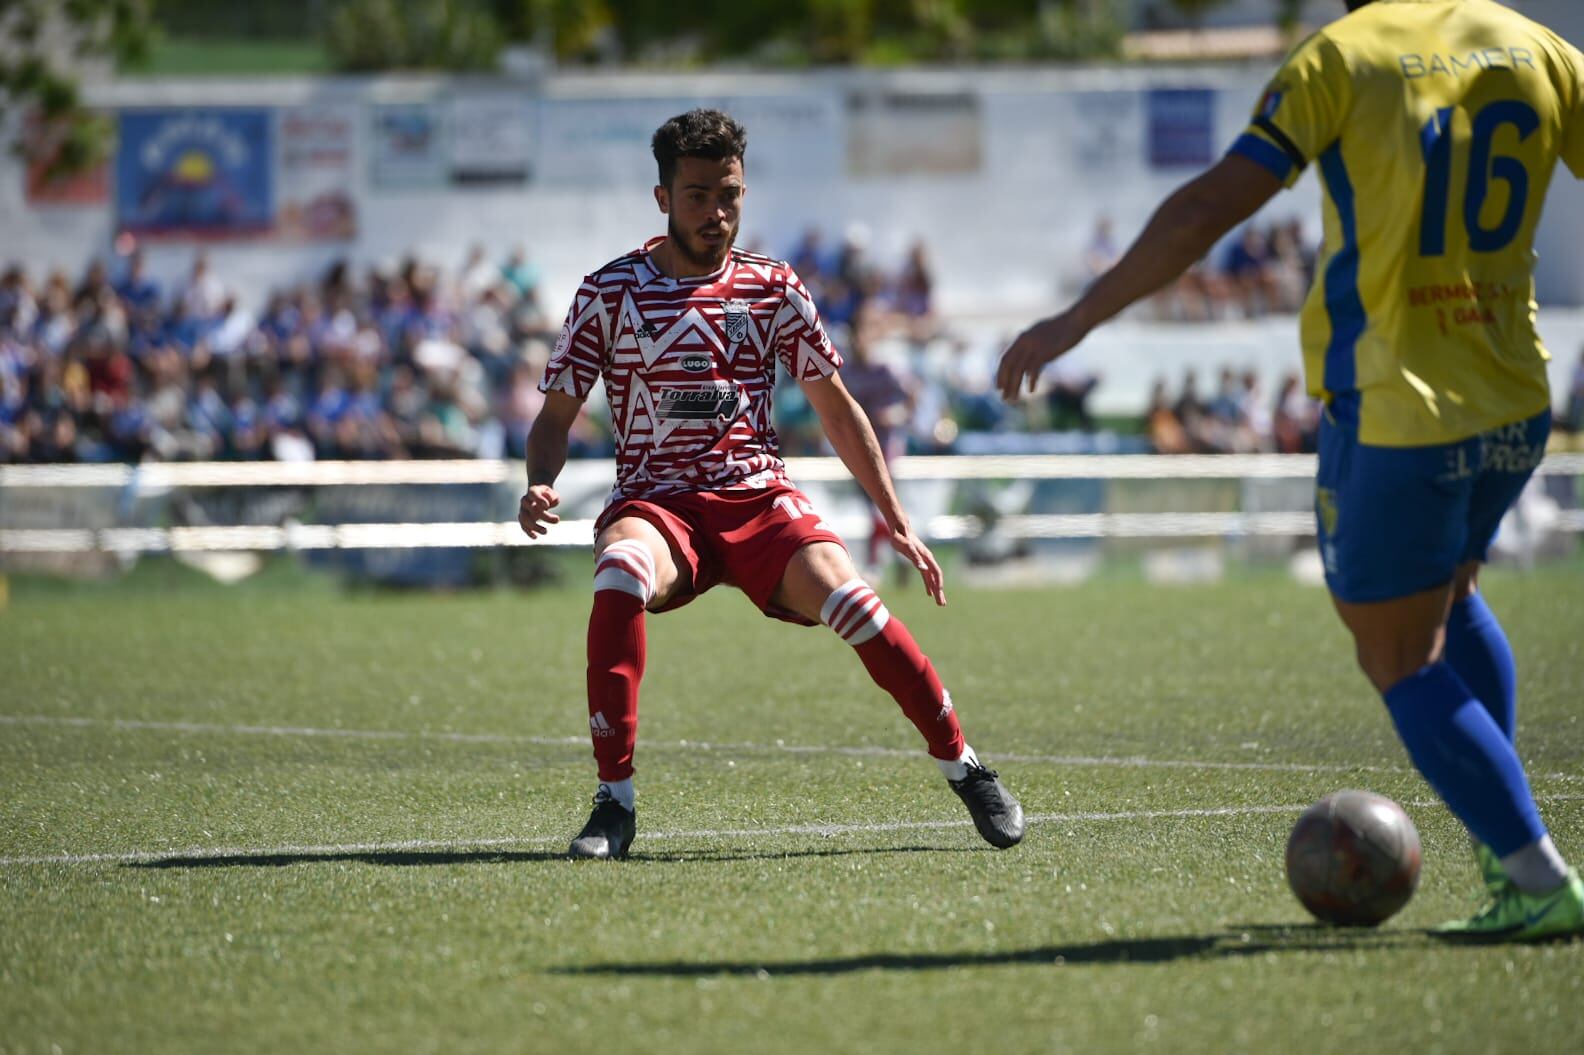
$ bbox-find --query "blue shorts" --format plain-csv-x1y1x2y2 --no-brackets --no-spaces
1315,409,1550,604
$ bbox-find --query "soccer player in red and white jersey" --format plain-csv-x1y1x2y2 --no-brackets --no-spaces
519,108,1023,859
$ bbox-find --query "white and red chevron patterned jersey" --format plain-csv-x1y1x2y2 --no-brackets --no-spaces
540,237,842,506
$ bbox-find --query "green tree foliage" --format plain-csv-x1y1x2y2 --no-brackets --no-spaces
494,0,1122,66
325,0,504,72
0,0,153,178
1272,0,1307,35
1165,0,1229,29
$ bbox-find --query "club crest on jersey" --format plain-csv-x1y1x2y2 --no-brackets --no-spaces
1316,486,1339,537
1257,85,1285,119
657,383,741,421
680,352,712,373
723,299,750,343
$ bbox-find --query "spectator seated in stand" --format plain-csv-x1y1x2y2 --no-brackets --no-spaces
3,230,1336,465
1145,219,1318,322
0,246,563,464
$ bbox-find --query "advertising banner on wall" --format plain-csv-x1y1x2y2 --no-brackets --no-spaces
533,97,679,187
1071,91,1142,175
448,95,533,186
369,102,447,189
1146,88,1216,169
277,104,358,241
720,95,841,184
115,108,274,239
533,95,841,189
846,92,983,178
986,90,1141,185
22,112,110,207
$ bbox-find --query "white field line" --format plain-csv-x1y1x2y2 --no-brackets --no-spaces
0,714,1415,776
7,795,1584,870
0,801,1441,869
5,712,1583,785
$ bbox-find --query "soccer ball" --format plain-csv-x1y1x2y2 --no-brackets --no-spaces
1285,790,1422,927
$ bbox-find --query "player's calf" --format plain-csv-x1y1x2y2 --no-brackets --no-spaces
821,577,959,755
578,538,653,852
820,577,1024,848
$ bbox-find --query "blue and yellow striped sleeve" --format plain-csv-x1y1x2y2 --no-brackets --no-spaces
1228,32,1351,187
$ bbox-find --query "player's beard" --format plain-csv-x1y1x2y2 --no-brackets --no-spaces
667,214,736,272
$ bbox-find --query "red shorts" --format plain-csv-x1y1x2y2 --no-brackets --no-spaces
594,481,847,624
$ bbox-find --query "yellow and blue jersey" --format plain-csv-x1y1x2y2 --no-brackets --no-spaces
1230,0,1584,447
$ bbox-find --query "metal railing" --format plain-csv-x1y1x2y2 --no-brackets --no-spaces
3,454,1581,554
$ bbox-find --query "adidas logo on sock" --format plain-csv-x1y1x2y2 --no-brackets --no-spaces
937,690,955,720
590,712,616,738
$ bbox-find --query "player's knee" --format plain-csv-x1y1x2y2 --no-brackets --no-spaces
1353,648,1395,695
821,577,890,647
1452,562,1481,603
594,539,657,605
1355,637,1440,696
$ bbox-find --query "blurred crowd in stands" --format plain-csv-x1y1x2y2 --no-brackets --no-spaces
3,231,1581,465
0,247,558,464
1144,367,1317,455
1081,216,1318,320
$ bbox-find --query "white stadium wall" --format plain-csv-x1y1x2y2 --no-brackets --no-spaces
0,47,1578,320
4,64,1317,319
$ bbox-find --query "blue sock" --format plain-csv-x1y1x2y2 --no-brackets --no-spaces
1443,592,1517,742
1384,662,1545,857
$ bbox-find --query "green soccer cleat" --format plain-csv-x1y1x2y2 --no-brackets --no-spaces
1434,869,1584,942
1474,842,1512,900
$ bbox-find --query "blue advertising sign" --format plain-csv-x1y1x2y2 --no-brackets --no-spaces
370,103,447,188
1146,89,1216,169
116,109,274,239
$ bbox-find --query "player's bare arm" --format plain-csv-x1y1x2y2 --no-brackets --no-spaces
997,154,1283,402
519,390,583,538
801,371,946,606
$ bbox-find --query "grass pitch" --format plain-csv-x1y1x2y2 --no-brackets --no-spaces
2,557,1582,1054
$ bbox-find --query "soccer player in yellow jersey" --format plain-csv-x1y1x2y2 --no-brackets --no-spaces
998,0,1584,941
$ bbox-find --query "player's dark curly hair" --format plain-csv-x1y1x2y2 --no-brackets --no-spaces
651,108,748,187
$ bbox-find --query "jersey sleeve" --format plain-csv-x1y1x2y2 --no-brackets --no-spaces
1227,32,1351,188
539,276,611,401
773,267,843,380
1558,39,1584,179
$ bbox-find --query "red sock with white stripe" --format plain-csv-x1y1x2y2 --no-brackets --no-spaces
821,578,967,765
587,540,653,802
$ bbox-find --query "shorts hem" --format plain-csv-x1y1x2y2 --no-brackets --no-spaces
742,533,846,626
1324,571,1455,605
595,501,701,612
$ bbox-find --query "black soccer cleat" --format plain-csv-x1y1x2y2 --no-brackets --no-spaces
567,786,636,860
949,762,1025,849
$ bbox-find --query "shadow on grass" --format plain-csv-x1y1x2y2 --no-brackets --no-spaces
123,843,974,870
553,925,1424,976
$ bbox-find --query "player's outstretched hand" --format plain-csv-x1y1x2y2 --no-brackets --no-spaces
518,484,561,539
996,309,1089,402
889,524,947,607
